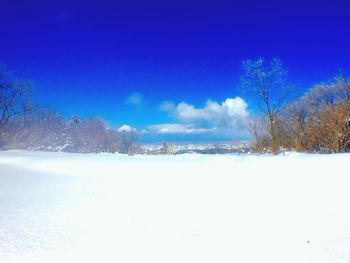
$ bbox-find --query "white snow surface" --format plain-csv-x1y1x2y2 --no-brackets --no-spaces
1,150,350,263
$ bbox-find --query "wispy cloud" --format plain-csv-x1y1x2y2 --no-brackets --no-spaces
125,92,144,110
145,123,217,135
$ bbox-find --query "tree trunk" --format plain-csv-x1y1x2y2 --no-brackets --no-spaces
268,114,277,154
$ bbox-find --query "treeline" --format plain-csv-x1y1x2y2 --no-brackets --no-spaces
0,65,139,154
244,58,350,154
3,112,139,154
2,62,350,155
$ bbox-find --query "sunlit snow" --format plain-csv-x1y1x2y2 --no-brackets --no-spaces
1,151,350,263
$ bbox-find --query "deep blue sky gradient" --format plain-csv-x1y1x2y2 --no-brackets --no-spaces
1,0,350,133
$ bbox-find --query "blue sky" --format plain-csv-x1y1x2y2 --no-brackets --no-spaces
1,0,350,142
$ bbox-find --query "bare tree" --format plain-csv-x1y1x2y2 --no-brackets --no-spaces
334,74,350,109
245,116,269,152
283,100,308,151
0,64,31,133
241,58,291,154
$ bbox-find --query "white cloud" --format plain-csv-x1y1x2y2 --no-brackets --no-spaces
161,97,249,129
145,123,217,135
125,92,144,109
143,97,250,141
118,124,136,132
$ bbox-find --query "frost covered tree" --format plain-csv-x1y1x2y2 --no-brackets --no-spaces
285,76,350,152
118,129,139,154
62,116,124,153
0,64,140,153
161,141,172,154
241,58,291,154
9,108,66,150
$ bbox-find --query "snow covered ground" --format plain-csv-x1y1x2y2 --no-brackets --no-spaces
1,150,350,263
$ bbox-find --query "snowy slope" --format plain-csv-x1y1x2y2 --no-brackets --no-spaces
1,151,350,263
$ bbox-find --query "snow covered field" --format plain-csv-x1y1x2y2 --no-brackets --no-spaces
1,150,350,263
